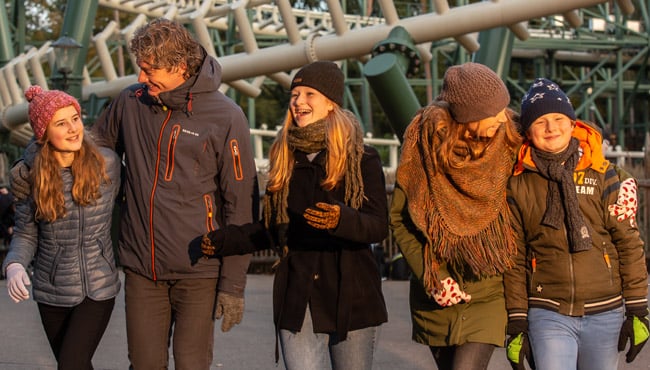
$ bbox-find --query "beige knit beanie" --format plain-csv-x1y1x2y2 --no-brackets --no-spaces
437,62,510,123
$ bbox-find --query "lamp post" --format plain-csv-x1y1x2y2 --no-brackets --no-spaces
51,34,82,93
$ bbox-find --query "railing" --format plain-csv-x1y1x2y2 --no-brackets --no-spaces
250,124,401,174
251,143,650,272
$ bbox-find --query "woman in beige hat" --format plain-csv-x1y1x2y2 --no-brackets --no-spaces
390,62,522,370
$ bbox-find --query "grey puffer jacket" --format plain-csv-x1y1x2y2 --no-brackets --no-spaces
2,146,121,306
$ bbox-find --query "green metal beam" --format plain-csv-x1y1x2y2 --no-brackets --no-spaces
51,0,99,98
0,0,14,67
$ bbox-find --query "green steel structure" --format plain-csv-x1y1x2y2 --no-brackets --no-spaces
0,0,647,152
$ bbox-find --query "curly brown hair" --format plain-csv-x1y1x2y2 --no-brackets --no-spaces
129,18,204,79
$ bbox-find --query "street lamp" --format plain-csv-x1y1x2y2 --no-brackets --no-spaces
51,34,82,92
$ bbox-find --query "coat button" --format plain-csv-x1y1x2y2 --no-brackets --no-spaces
314,273,320,280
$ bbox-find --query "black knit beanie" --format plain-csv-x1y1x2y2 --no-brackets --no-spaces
437,62,510,123
520,78,576,132
290,61,344,106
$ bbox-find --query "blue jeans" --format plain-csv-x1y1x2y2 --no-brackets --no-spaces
528,307,624,370
279,307,379,370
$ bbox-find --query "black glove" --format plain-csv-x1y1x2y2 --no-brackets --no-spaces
618,305,650,363
506,318,535,370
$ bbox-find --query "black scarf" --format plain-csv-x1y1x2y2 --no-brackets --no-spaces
531,137,592,252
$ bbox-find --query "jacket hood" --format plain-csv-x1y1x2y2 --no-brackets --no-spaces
156,47,222,113
513,120,609,176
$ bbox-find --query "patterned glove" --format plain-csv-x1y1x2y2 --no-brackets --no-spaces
618,305,649,363
6,263,31,303
9,160,31,202
506,318,535,370
215,292,244,332
201,234,217,257
427,277,471,307
303,202,341,230
608,178,637,226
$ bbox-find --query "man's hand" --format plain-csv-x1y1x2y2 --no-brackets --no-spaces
9,160,31,202
427,277,471,307
303,202,341,230
215,292,244,332
608,178,637,226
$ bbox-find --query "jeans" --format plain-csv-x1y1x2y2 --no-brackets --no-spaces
38,297,115,370
124,268,218,370
528,307,624,370
279,307,379,370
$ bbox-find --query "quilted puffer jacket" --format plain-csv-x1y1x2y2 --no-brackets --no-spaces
2,146,121,306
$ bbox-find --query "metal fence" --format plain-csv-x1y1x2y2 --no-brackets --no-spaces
249,132,650,271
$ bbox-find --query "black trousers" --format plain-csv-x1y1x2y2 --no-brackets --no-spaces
38,297,115,370
430,342,496,370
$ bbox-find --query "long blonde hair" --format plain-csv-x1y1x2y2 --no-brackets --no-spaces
266,106,363,193
32,134,110,222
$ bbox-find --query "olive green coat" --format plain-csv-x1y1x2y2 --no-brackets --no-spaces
390,186,507,347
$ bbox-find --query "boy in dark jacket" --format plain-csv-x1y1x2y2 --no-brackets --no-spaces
504,78,648,370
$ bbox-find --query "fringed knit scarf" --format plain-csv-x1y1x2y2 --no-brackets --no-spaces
396,108,518,292
531,138,592,252
263,119,365,246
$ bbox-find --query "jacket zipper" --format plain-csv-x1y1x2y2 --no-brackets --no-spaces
203,195,216,232
149,109,173,281
603,244,613,285
165,125,181,181
568,253,576,316
230,139,244,180
78,203,87,296
529,251,536,292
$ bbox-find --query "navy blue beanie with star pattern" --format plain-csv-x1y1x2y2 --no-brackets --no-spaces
520,78,576,132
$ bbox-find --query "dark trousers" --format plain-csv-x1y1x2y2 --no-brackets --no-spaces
124,268,218,370
38,297,115,370
430,342,496,370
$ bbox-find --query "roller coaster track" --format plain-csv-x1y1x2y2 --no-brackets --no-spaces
0,0,645,149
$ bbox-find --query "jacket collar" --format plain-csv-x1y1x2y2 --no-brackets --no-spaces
148,47,222,114
513,120,609,176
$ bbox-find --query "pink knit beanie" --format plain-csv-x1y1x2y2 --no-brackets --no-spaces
437,62,510,123
25,85,81,140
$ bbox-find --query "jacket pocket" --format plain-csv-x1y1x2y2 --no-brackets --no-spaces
98,239,116,273
165,125,181,181
601,243,614,286
230,139,244,181
203,194,217,232
48,247,63,285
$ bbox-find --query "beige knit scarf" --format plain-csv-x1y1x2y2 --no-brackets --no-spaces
396,107,517,291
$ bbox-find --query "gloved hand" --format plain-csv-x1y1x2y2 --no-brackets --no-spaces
215,292,244,332
608,178,637,226
10,160,31,202
506,318,535,370
303,202,341,230
201,234,217,257
618,305,649,363
427,277,471,307
6,263,31,303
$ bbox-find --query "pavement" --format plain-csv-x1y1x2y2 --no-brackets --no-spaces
0,272,649,370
